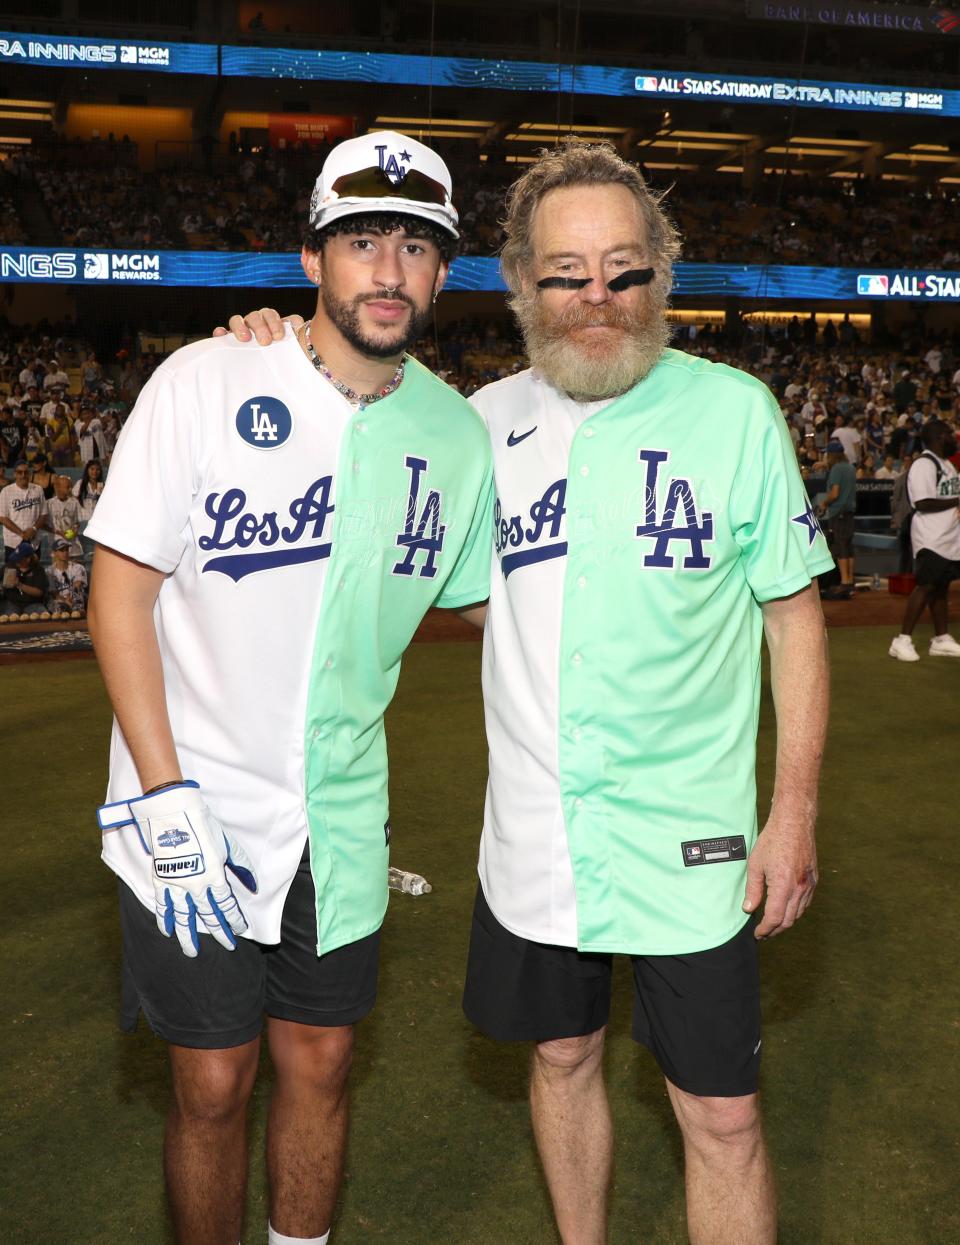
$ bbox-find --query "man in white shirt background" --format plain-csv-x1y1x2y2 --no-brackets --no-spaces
889,419,960,662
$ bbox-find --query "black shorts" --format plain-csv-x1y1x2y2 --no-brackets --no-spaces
914,548,960,589
462,885,761,1098
827,511,856,559
118,845,380,1049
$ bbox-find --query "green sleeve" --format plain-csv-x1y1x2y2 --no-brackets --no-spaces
730,397,835,603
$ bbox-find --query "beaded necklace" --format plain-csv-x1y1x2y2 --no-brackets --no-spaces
301,321,405,409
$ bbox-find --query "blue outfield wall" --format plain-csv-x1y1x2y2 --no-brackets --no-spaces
2,248,960,301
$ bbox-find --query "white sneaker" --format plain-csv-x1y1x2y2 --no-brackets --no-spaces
930,634,960,657
889,635,920,662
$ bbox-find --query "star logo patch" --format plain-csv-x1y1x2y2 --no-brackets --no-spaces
791,499,823,547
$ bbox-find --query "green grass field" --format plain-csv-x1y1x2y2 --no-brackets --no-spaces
2,629,958,1243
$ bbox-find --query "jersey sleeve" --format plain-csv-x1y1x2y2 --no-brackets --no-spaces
84,369,198,573
433,454,494,609
729,396,835,603
907,457,937,506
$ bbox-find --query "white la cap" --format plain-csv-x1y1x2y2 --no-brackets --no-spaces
309,130,459,239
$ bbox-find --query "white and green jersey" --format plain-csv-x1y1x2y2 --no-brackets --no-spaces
471,350,833,956
89,327,493,955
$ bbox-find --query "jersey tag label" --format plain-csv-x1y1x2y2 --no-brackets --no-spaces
681,836,746,867
235,395,293,449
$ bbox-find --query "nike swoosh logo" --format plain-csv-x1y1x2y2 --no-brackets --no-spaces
507,426,537,447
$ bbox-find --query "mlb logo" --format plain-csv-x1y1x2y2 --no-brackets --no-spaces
857,274,889,296
635,75,658,92
120,45,137,63
83,253,110,280
685,844,702,861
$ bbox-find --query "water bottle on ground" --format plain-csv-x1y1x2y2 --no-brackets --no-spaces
388,866,432,896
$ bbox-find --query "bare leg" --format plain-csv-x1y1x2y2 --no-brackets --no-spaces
166,1039,261,1245
929,584,949,636
838,557,854,586
266,1019,354,1238
900,583,934,635
529,1028,611,1245
667,1081,776,1245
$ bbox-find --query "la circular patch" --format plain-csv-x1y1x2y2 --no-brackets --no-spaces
235,395,293,449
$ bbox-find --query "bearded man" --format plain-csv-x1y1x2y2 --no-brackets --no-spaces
227,140,832,1245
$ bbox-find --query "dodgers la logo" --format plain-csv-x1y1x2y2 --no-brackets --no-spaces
235,395,292,449
376,142,413,185
635,449,714,569
200,477,335,581
393,456,445,578
495,479,568,578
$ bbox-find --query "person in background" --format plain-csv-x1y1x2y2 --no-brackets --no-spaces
818,439,857,599
46,536,88,613
889,419,960,662
73,458,104,523
47,474,84,561
3,539,48,614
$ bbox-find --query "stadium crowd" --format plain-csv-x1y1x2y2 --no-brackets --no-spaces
5,139,960,270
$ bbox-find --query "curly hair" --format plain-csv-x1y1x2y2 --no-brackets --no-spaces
303,212,457,264
499,140,681,300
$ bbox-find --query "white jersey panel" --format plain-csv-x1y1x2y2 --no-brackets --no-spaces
87,327,352,943
470,371,611,946
907,453,960,560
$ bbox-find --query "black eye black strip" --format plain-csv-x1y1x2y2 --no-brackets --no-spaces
606,266,655,292
536,276,592,289
536,267,656,292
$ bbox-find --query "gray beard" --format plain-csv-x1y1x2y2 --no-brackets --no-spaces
513,291,670,401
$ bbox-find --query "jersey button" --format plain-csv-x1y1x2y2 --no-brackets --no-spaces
325,657,335,669
571,652,582,665
579,464,589,477
583,427,595,439
573,727,583,741
356,421,367,432
352,461,360,473
574,797,584,810
576,575,587,589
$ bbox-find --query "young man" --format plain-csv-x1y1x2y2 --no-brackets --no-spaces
87,131,492,1245
889,418,960,662
47,535,87,613
229,141,832,1245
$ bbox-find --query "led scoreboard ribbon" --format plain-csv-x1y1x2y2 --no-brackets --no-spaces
3,250,960,302
1,30,956,116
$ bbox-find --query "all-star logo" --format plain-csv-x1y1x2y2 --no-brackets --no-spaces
376,143,413,185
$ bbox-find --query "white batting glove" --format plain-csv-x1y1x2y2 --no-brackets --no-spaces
98,781,258,957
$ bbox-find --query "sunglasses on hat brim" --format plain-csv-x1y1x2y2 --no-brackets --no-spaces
330,165,450,208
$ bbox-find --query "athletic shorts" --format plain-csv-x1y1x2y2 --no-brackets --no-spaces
827,511,856,559
914,548,960,589
462,885,761,1098
118,845,380,1049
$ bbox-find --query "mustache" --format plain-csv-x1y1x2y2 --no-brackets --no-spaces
359,291,415,308
540,300,634,339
